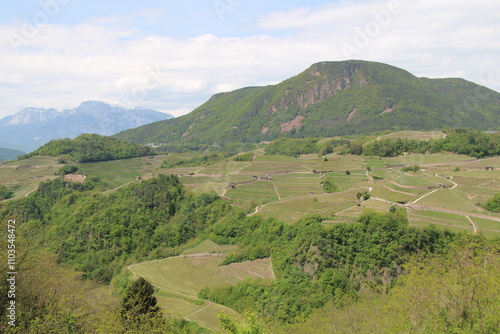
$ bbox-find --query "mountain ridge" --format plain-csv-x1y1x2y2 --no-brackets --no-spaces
0,101,173,151
114,60,500,147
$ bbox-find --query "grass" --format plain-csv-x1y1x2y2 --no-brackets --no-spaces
129,256,228,297
297,154,364,172
78,156,165,188
370,184,416,204
186,302,240,332
225,180,279,205
468,217,500,234
182,239,237,255
378,131,445,141
218,258,275,284
202,161,252,175
130,250,273,332
417,189,481,213
384,154,474,166
395,174,454,187
0,156,60,197
258,189,363,223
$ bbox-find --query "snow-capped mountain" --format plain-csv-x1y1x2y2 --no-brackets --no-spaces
0,101,173,152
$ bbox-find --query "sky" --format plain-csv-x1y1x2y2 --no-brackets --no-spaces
0,0,499,118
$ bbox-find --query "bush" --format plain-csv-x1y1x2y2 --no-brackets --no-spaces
401,165,420,173
56,164,79,176
484,193,500,213
0,185,13,200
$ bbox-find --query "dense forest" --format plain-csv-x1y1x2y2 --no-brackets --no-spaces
19,134,156,162
1,170,499,333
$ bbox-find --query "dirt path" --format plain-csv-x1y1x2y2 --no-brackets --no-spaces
411,189,439,204
466,216,478,234
384,185,420,196
406,204,500,222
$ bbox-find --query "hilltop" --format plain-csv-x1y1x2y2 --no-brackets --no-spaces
115,60,500,147
20,133,156,163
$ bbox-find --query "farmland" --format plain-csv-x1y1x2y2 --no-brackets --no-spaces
128,240,274,332
161,151,500,239
2,131,500,332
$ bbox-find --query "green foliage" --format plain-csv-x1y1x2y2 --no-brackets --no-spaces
321,176,337,193
483,193,500,213
160,152,230,169
20,133,156,162
265,138,319,157
0,185,13,200
0,174,231,282
120,277,162,326
233,152,254,161
357,191,371,201
201,211,457,324
114,60,500,148
318,139,351,155
401,164,420,172
56,164,79,176
218,312,265,334
281,237,500,334
364,129,500,158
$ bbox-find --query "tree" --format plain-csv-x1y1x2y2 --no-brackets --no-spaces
120,277,162,327
219,312,264,334
484,193,500,213
0,185,13,200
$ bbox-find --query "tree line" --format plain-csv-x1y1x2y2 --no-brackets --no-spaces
263,128,500,159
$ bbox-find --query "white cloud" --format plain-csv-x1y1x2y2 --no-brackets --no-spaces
0,0,498,120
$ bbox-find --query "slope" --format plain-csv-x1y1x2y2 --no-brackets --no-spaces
114,60,500,147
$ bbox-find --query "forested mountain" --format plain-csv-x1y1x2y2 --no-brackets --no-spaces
115,60,500,148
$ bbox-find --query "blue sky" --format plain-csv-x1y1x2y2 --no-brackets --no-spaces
0,0,499,117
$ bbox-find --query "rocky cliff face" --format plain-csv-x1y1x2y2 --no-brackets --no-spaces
269,63,368,114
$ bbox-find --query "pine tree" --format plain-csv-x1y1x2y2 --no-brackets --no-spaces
120,277,162,328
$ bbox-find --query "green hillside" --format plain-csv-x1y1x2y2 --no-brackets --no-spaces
115,60,500,148
21,133,156,162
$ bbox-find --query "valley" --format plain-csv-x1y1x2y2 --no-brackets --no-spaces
2,130,499,332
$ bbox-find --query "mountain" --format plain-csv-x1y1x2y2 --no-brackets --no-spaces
0,101,173,152
0,147,25,161
114,60,500,147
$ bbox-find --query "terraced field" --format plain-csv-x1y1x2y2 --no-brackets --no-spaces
128,240,275,332
0,156,59,197
78,155,166,187
160,148,500,238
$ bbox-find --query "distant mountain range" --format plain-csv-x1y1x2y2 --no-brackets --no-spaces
0,101,173,154
115,60,500,147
